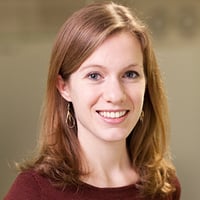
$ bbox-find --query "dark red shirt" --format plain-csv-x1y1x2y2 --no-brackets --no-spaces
4,170,181,200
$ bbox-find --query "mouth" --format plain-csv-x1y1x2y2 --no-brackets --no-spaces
97,110,128,119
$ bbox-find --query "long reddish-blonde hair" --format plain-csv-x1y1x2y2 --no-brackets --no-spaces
21,2,177,198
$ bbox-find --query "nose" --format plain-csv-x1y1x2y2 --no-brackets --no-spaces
102,78,126,104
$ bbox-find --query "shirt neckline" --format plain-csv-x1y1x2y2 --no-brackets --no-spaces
80,181,139,192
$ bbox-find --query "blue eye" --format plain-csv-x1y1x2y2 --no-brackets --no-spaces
123,71,138,79
88,72,102,80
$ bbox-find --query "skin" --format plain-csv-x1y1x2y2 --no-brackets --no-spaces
58,31,146,187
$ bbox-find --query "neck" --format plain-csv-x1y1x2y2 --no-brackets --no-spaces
85,139,129,168
79,136,139,187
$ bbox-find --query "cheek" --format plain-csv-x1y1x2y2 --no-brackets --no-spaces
70,86,99,109
129,85,145,103
134,93,145,110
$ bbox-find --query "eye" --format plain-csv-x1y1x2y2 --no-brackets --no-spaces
87,72,102,81
123,70,139,79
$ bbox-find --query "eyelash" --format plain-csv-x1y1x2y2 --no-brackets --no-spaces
87,72,102,80
87,70,139,81
123,71,139,79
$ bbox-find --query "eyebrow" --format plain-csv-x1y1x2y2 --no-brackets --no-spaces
79,63,143,72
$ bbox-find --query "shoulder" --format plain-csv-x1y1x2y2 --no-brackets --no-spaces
4,169,81,200
4,169,47,200
4,170,57,200
171,176,181,200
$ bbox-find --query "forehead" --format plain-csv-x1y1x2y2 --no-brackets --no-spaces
79,31,143,69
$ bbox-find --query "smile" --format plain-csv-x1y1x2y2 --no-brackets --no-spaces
97,111,128,119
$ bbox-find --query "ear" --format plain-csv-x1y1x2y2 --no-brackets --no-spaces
56,75,72,102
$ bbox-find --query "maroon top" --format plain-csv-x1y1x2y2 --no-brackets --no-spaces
4,170,181,200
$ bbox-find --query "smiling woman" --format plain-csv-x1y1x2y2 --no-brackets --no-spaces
4,2,181,200
57,31,145,143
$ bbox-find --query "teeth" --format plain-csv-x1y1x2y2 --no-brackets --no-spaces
98,111,126,118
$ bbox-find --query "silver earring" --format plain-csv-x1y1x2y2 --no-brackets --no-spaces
140,111,144,122
66,103,75,128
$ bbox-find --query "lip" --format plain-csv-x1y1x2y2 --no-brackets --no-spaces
96,110,129,124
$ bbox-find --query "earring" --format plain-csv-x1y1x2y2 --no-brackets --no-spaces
140,110,144,122
66,103,75,128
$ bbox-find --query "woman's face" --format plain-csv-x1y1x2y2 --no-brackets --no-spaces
59,31,146,145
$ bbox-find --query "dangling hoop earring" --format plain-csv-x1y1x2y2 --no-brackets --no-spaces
66,103,75,128
140,110,144,122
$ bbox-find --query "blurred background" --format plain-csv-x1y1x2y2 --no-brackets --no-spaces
0,0,199,199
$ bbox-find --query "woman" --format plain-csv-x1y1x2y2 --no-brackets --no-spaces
5,2,181,199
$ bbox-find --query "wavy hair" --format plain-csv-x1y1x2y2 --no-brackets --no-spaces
20,2,177,198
